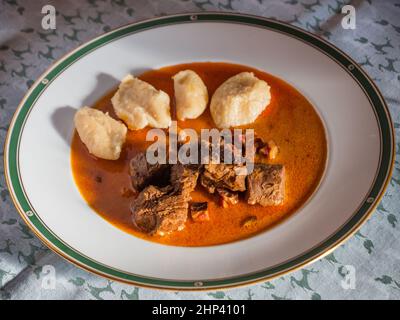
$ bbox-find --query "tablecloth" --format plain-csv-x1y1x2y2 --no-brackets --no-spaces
0,0,399,300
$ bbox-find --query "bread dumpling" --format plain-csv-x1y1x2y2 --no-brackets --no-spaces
111,75,171,130
74,107,127,160
210,72,271,128
173,70,208,120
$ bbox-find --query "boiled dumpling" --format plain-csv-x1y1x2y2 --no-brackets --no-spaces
210,72,271,128
111,75,171,130
172,70,208,120
74,107,127,160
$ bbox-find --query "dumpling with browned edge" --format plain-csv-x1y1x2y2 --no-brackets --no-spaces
210,72,271,128
173,70,208,120
111,75,171,130
74,107,127,160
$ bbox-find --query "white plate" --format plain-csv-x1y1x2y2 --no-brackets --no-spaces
4,13,394,290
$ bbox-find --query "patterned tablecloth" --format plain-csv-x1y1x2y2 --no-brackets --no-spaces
0,0,399,300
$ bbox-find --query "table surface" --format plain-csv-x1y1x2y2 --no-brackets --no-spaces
0,0,399,300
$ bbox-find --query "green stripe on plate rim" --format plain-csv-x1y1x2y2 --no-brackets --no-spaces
5,13,394,289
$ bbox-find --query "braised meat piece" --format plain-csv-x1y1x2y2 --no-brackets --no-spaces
130,136,285,236
131,185,188,235
241,216,258,228
130,152,170,191
190,202,209,222
203,138,245,164
257,139,279,160
217,188,239,207
170,163,201,196
246,164,285,206
200,163,246,193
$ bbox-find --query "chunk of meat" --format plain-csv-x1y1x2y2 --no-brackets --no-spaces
257,139,279,160
178,138,245,167
241,216,258,228
254,137,267,153
190,202,209,222
170,163,201,196
200,163,246,193
267,140,279,159
246,164,285,206
74,107,127,160
129,152,170,191
131,185,188,235
217,188,239,207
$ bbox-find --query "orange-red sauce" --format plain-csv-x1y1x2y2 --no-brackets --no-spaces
71,62,327,246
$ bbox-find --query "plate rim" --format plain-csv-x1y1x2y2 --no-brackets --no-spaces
3,12,395,290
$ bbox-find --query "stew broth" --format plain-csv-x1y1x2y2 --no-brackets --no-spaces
71,62,327,246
